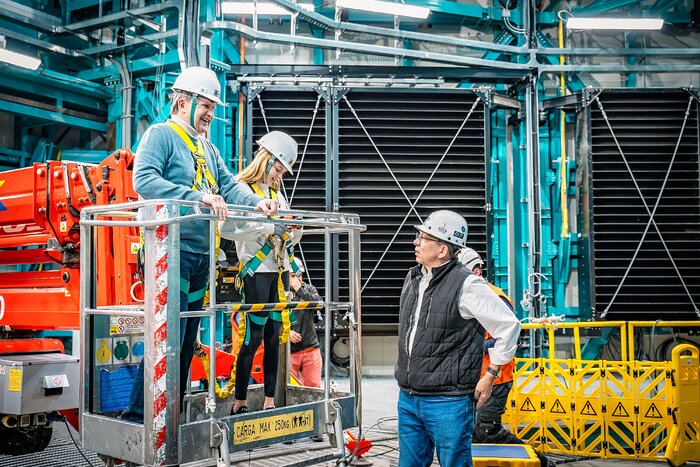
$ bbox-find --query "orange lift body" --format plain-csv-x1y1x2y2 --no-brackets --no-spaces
0,150,140,454
0,150,264,454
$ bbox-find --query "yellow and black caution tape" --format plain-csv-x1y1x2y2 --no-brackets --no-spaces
229,301,321,313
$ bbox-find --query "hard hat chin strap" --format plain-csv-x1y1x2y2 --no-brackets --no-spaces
189,95,198,129
265,155,275,177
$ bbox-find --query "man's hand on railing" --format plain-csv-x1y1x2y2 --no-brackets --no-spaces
202,193,228,220
256,198,279,216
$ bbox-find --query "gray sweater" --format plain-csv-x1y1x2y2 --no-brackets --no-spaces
133,120,262,254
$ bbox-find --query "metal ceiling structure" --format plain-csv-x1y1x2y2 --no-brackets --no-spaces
1,0,699,331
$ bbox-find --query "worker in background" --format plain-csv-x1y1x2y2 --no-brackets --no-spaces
122,66,278,423
395,210,521,467
220,131,300,415
288,257,324,442
458,247,553,467
289,257,322,389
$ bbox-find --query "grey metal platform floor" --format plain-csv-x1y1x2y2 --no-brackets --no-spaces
1,377,698,466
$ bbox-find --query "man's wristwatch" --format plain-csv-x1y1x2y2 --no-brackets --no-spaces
486,366,500,378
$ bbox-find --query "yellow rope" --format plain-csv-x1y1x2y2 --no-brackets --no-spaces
277,269,291,344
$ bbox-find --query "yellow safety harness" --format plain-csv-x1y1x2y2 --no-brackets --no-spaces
164,121,224,307
236,182,293,345
135,121,222,282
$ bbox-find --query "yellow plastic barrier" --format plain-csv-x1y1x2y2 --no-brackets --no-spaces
473,444,540,467
506,321,699,462
665,344,700,467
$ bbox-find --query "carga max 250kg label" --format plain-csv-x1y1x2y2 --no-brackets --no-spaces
233,410,314,444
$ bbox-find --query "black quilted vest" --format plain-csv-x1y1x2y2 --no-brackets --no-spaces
394,258,486,396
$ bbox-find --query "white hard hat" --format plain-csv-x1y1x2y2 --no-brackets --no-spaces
292,257,305,274
415,210,468,248
172,66,225,106
458,247,483,271
257,131,298,175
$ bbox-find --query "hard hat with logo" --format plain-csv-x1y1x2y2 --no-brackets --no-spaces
292,257,305,274
257,131,298,175
458,247,483,271
172,66,225,106
415,210,468,248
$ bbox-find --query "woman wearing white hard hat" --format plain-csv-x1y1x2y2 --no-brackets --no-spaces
122,66,277,423
220,130,301,414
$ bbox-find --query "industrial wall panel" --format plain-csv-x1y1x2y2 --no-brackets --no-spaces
247,86,489,331
246,87,329,298
582,89,700,320
336,89,488,329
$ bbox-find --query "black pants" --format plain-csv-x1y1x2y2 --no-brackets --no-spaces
474,382,552,467
234,271,289,401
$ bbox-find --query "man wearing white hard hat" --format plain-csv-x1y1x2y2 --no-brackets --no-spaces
458,247,551,467
395,210,521,467
123,66,278,423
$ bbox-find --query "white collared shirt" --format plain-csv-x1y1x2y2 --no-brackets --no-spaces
407,264,521,365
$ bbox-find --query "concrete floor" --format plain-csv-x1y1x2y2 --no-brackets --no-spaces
1,376,698,466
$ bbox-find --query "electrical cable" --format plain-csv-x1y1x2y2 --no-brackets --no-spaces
504,16,525,35
64,418,96,467
656,336,699,362
364,445,400,458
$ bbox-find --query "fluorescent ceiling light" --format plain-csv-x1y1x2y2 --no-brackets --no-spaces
336,0,430,19
0,48,41,70
223,2,314,15
566,17,663,30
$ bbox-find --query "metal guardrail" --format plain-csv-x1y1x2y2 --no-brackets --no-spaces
79,199,366,466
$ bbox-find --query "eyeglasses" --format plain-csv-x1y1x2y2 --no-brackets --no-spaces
415,233,440,245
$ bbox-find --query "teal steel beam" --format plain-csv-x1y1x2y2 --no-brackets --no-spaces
36,69,110,98
81,30,179,56
373,0,557,24
573,0,642,15
626,33,637,87
537,93,554,316
536,46,700,56
511,115,529,321
312,28,324,64
0,73,107,112
650,0,686,15
535,31,585,93
0,25,84,58
63,0,181,32
0,0,62,33
481,30,516,62
204,21,530,69
545,110,573,317
0,98,107,132
75,49,181,81
489,106,512,296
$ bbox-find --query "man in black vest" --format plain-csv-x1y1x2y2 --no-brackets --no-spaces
395,210,521,467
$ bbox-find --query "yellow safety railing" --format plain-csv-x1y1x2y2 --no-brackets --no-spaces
503,321,700,462
666,344,700,466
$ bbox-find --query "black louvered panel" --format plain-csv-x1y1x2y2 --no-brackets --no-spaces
250,88,328,296
589,90,700,319
337,89,488,329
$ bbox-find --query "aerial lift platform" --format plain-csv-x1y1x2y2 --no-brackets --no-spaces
78,199,365,466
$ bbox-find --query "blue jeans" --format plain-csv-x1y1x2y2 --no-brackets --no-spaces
398,390,475,467
121,250,209,423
